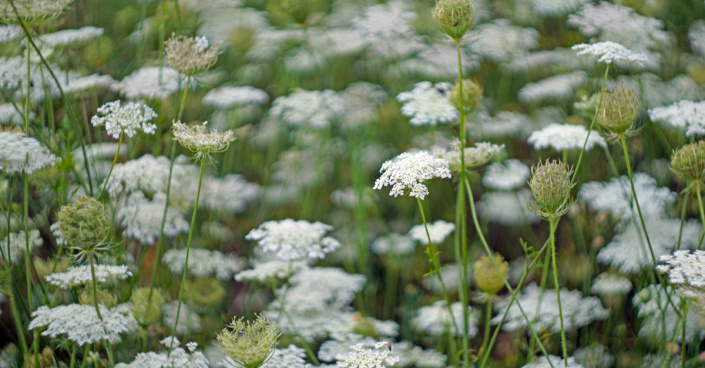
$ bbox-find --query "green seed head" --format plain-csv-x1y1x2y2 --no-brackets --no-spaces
450,79,483,113
433,0,476,41
57,196,109,252
217,315,280,368
184,278,226,308
528,160,573,216
78,288,116,308
130,287,165,326
671,141,705,183
474,253,508,295
596,85,639,136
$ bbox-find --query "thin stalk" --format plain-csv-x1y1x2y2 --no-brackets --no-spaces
69,344,77,368
696,185,705,250
660,302,689,368
549,218,568,366
572,66,609,185
480,296,493,357
23,173,33,312
677,191,691,251
89,255,103,320
24,35,30,134
97,129,124,200
168,157,205,356
8,280,28,357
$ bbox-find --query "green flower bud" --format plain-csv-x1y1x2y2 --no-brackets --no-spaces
450,79,483,113
184,278,226,308
130,287,165,326
217,315,280,368
78,288,116,308
474,253,508,295
57,196,109,253
528,160,573,217
596,85,639,136
671,141,705,183
433,0,476,41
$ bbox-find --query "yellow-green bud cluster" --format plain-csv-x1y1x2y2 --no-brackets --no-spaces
22,347,57,368
671,141,705,183
79,288,116,308
596,85,639,136
184,278,226,307
130,287,166,326
474,253,509,295
57,196,109,252
528,160,573,217
450,79,483,113
217,315,280,368
433,0,476,41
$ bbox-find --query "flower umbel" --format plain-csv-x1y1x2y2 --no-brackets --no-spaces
165,33,221,75
336,341,400,368
527,160,574,219
595,85,640,138
373,150,451,200
57,196,110,258
172,121,234,160
0,0,72,26
91,100,158,139
474,253,509,295
432,0,476,41
217,315,280,368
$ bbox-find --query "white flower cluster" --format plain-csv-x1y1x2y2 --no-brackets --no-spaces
116,191,189,245
246,219,341,261
0,129,59,174
1,229,42,264
91,100,158,139
396,82,458,126
507,48,591,75
29,304,136,346
470,110,532,139
162,248,245,280
469,19,540,63
0,25,21,43
518,71,587,104
101,154,176,199
371,233,415,256
163,301,202,335
374,151,451,200
63,74,116,95
493,283,609,333
39,26,103,47
572,41,649,67
590,273,633,297
198,175,261,214
202,86,269,109
648,100,705,137
45,265,132,289
580,173,676,219
234,260,306,283
658,250,705,312
528,123,606,152
689,20,705,58
435,141,505,171
522,356,583,368
414,301,478,337
478,189,540,226
111,66,193,100
285,267,366,309
530,0,588,17
408,220,455,245
632,284,703,343
351,1,422,59
482,159,530,191
269,89,345,128
319,334,445,368
573,345,614,368
116,337,209,368
0,0,72,23
172,121,235,155
336,341,400,368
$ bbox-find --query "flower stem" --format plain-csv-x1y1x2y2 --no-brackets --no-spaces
89,255,103,320
549,218,568,366
572,66,609,185
98,129,124,200
695,184,705,250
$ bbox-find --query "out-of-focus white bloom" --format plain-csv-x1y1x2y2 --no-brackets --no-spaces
197,175,261,214
116,191,189,245
493,283,609,333
414,301,478,337
506,48,592,74
648,100,705,137
689,20,705,58
478,189,540,226
102,154,180,199
590,273,633,297
91,100,158,139
339,82,388,129
580,173,676,219
0,129,59,174
162,248,245,280
39,26,103,47
469,19,539,63
528,123,606,152
202,86,269,109
1,230,42,264
371,233,415,256
0,25,21,43
522,356,583,368
274,267,366,311
336,341,400,368
572,41,649,67
269,89,345,128
0,103,31,125
234,260,306,283
373,151,451,200
163,301,201,335
262,306,354,341
483,159,531,191
597,218,701,274
530,0,588,17
611,73,704,109
63,74,115,95
319,334,377,363
633,284,704,343
518,71,587,104
469,110,532,139
408,220,455,245
45,265,132,289
434,141,505,171
658,250,705,313
29,304,136,346
116,337,209,368
246,219,341,261
111,66,193,100
396,82,458,126
351,1,422,59
573,345,615,368
400,44,480,80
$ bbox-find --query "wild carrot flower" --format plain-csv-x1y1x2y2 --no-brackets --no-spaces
527,160,574,219
373,150,451,200
0,0,72,26
397,82,458,126
172,121,234,161
165,34,221,75
432,0,476,41
658,250,705,314
336,341,400,368
572,41,649,67
670,141,705,184
91,100,158,139
595,85,640,137
45,265,131,289
0,127,59,174
245,219,341,261
217,315,280,368
527,123,606,152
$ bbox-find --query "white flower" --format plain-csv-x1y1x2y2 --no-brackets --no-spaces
63,74,115,95
522,356,583,368
336,341,400,368
197,174,261,214
202,86,269,109
0,25,21,43
162,248,245,280
0,230,42,264
530,0,588,17
373,151,451,200
477,189,540,226
689,20,705,59
633,285,703,343
414,301,478,337
396,81,458,126
111,66,193,100
116,337,209,368
469,19,540,63
162,301,201,335
657,250,705,314
234,260,306,283
269,89,345,128
408,220,455,245
91,100,158,139
39,26,103,47
527,123,606,152
573,345,615,368
648,100,705,137
482,159,530,191
281,267,366,310
172,121,234,156
45,265,132,289
518,71,587,104
29,304,136,346
0,129,59,174
590,273,633,297
116,191,189,245
579,173,676,219
371,233,415,256
246,219,341,261
469,110,532,139
435,141,505,171
572,41,649,67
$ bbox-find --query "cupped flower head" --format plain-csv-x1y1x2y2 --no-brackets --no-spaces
165,33,221,75
572,41,649,67
91,100,158,139
57,196,110,256
671,141,705,184
246,219,341,261
0,127,59,174
0,0,72,26
374,150,451,200
172,121,234,160
527,160,574,219
596,85,640,137
432,0,476,41
435,140,504,172
217,315,280,368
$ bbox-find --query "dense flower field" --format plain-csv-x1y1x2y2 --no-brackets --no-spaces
1,0,705,367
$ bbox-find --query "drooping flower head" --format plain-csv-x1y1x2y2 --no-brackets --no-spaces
0,0,72,27
217,315,280,368
527,159,574,219
374,150,451,200
91,100,158,139
245,219,341,261
172,121,234,161
165,33,221,75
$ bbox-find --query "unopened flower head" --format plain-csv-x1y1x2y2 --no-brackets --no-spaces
165,33,221,75
670,141,705,184
528,160,574,218
0,0,72,26
336,341,400,368
172,121,234,160
572,41,649,67
373,150,451,200
474,253,509,295
129,287,165,326
57,196,110,255
596,85,640,137
91,100,158,139
217,315,280,368
432,0,476,41
449,78,483,113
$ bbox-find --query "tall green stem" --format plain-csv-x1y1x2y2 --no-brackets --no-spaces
98,129,124,199
695,185,705,250
89,255,103,320
549,218,568,365
572,66,609,185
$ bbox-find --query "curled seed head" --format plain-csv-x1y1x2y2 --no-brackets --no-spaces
671,141,705,183
474,253,509,295
528,159,573,216
596,85,639,136
432,0,476,41
217,315,280,368
57,196,109,253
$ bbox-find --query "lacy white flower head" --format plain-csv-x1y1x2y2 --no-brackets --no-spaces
39,26,103,48
579,173,676,220
522,355,583,368
234,260,306,283
0,127,59,174
414,300,478,337
590,272,633,297
408,220,455,245
1,229,42,264
648,100,705,137
202,86,269,109
483,159,531,191
246,219,341,261
632,284,704,344
434,140,505,172
162,248,245,280
29,303,136,346
518,71,588,104
172,121,235,159
116,191,189,245
373,150,451,200
531,0,588,18
478,189,540,226
0,0,72,26
336,341,400,368
469,19,540,63
111,66,194,100
396,81,458,126
45,264,131,289
528,123,606,152
470,110,532,140
269,89,345,129
658,250,705,314
572,41,649,67
272,267,366,312
217,315,280,368
116,337,209,368
165,33,221,75
91,100,158,139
